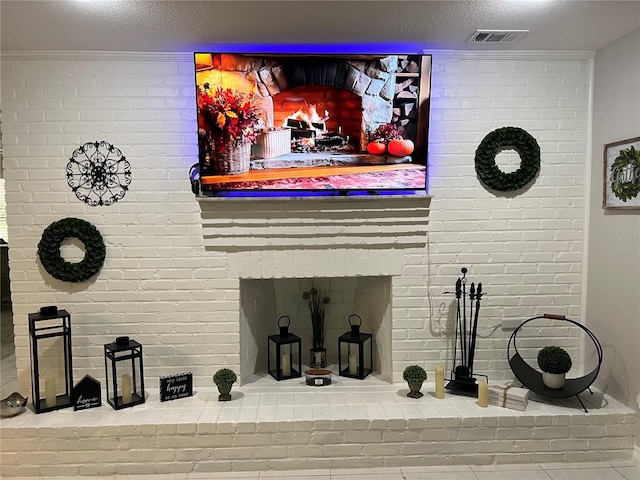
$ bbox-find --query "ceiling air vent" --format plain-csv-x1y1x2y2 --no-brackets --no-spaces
468,30,529,44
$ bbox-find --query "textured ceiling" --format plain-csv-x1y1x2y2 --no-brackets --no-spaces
1,1,639,53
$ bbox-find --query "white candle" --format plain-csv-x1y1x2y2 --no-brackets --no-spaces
282,353,291,377
435,363,445,399
121,374,133,404
44,373,56,408
348,353,358,375
477,380,489,408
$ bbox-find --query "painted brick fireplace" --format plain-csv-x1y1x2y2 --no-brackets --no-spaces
1,49,638,477
199,195,432,384
1,51,597,395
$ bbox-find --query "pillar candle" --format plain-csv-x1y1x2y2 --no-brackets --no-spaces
348,353,358,375
435,363,445,399
477,380,489,408
44,373,57,408
282,353,291,377
122,374,133,404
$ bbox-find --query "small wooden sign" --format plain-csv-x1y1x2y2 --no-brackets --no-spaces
160,372,193,402
72,375,102,411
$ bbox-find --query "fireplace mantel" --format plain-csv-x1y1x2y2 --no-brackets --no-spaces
198,194,432,249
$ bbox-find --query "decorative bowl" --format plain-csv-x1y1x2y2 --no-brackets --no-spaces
1,392,28,417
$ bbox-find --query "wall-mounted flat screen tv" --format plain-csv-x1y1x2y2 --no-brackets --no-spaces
194,52,431,197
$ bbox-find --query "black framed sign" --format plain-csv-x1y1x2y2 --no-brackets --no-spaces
160,372,193,402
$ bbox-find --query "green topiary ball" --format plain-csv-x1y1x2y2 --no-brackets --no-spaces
402,365,427,383
537,346,572,374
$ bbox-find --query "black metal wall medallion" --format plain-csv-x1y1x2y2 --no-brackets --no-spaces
66,141,131,206
474,127,541,192
38,218,106,283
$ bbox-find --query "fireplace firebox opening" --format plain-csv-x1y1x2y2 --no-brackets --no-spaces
239,276,393,385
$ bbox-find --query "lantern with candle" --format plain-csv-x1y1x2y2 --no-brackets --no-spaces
268,316,302,381
104,336,145,410
29,307,73,413
338,314,372,380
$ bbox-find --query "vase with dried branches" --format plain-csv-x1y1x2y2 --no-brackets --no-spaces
303,284,330,368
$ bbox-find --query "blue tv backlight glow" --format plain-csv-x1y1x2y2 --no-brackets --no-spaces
192,43,428,55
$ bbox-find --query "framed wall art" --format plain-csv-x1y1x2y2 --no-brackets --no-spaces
603,136,640,209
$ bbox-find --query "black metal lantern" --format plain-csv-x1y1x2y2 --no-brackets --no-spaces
338,314,373,379
268,316,302,381
29,307,73,413
104,336,145,410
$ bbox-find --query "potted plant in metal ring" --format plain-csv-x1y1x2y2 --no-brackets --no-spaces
213,368,237,401
403,365,427,398
537,346,572,389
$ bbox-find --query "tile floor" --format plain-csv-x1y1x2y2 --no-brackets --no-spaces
2,461,640,479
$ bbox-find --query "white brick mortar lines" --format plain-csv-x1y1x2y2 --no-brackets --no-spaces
0,388,636,477
1,52,590,391
426,54,589,380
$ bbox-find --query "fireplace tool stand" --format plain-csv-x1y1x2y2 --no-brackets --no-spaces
445,267,487,396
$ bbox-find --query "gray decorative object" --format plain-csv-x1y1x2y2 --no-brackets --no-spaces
1,392,28,417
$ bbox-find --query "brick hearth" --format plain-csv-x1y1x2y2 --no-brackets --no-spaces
0,376,635,477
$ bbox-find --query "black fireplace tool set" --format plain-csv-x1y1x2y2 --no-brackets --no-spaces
445,267,487,396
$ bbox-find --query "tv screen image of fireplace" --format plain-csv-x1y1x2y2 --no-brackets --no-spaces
195,53,431,194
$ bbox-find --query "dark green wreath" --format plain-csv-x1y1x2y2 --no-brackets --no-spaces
474,127,541,191
610,145,640,201
38,218,106,283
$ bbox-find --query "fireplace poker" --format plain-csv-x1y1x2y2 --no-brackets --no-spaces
461,269,467,371
453,276,463,371
468,282,482,378
468,282,476,374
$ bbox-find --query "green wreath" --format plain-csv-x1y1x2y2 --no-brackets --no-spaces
38,218,106,283
474,127,541,191
610,145,640,201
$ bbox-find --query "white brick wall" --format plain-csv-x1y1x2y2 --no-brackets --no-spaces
426,52,590,379
1,51,591,391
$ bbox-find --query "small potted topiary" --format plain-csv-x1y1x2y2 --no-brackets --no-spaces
537,346,572,389
403,365,427,398
213,368,237,401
